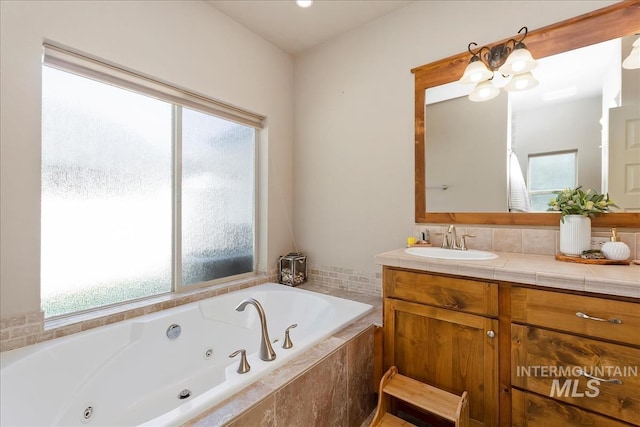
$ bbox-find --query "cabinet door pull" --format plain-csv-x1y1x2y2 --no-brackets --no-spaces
575,312,622,324
576,369,623,384
486,330,495,338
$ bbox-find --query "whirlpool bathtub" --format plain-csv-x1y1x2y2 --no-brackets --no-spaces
0,283,373,426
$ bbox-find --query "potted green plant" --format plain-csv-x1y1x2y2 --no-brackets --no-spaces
548,187,618,256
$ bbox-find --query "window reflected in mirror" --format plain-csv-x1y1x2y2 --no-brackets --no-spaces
528,150,577,211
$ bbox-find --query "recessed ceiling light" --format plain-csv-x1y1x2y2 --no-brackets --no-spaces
296,0,313,8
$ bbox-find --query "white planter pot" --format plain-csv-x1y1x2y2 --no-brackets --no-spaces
559,215,591,256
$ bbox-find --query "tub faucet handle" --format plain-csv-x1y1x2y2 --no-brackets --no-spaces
229,349,251,374
282,324,298,349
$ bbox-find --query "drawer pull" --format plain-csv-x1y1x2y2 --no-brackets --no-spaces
576,369,623,385
575,312,622,324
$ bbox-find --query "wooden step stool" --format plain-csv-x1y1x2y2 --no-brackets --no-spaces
370,366,469,427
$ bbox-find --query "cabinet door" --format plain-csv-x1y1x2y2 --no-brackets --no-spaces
512,389,631,427
384,298,499,427
512,324,640,425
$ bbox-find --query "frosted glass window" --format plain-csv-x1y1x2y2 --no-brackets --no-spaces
181,108,255,285
42,61,259,318
42,67,173,317
528,151,577,211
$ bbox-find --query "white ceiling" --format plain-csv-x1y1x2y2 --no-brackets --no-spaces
207,0,624,107
206,0,413,55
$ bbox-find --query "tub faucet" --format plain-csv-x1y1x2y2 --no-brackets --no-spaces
235,298,276,362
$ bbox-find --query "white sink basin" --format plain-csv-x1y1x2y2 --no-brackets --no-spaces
405,246,498,261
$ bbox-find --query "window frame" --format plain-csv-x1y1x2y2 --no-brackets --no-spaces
172,106,259,292
527,149,578,210
41,42,262,317
43,42,265,128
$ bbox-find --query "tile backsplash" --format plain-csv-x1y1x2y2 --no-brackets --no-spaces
308,265,382,297
309,225,640,300
415,224,639,260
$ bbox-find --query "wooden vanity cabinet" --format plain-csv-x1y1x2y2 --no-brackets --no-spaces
382,266,640,427
383,267,499,427
511,287,640,426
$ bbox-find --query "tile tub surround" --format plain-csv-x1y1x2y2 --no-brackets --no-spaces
0,271,277,353
184,283,381,427
308,265,382,298
376,248,640,298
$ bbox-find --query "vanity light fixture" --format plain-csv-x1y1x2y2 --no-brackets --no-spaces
622,36,640,69
459,27,539,102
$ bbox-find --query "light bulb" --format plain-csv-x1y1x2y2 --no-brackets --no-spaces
499,47,537,75
459,58,493,85
510,60,526,73
469,80,500,102
505,72,538,92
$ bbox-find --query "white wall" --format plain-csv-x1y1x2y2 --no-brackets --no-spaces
293,0,615,274
0,0,294,317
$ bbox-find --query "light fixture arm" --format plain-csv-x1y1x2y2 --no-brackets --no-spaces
467,42,481,56
514,26,528,44
510,27,530,52
467,27,530,71
467,43,493,62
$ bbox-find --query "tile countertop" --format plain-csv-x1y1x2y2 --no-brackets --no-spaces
375,248,640,299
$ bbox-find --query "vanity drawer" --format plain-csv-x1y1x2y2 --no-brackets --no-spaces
383,268,498,316
511,389,631,427
511,324,640,425
511,287,640,346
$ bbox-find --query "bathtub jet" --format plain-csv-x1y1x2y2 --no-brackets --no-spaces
234,297,277,362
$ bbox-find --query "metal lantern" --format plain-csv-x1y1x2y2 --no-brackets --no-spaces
278,252,307,286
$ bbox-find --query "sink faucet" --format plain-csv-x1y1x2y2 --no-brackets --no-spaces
442,224,459,249
442,225,474,250
235,298,276,361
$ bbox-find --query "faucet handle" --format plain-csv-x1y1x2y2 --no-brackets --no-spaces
229,349,251,374
282,323,298,349
459,234,476,251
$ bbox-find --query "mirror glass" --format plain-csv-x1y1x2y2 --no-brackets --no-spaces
424,36,638,213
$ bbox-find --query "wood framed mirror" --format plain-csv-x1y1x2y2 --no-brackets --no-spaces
413,1,640,226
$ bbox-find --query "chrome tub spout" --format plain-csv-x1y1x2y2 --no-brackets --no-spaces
235,297,276,361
